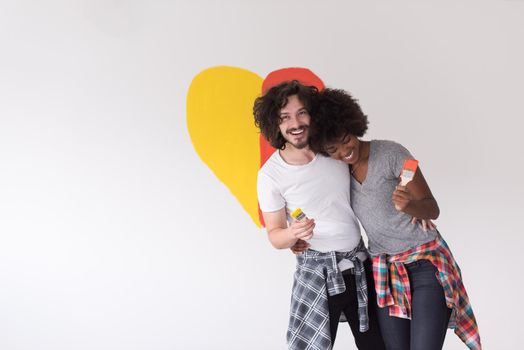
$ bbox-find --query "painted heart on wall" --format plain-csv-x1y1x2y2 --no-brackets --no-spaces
186,66,324,227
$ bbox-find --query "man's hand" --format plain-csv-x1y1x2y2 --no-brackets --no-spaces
288,218,315,241
290,239,310,255
262,209,315,250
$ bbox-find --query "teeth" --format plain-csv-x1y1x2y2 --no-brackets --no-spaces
290,129,304,135
344,150,353,160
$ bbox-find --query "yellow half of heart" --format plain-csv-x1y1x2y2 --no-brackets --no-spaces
186,66,264,227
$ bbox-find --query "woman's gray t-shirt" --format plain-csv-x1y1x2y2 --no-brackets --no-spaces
350,140,438,256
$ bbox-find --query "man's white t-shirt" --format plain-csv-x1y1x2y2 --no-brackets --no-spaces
257,151,362,255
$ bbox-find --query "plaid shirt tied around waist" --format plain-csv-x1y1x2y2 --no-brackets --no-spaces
287,240,369,350
372,233,482,350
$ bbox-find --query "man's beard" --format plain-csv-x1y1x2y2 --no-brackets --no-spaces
289,139,309,149
285,125,309,149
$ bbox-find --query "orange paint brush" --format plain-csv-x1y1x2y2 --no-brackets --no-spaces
400,159,419,186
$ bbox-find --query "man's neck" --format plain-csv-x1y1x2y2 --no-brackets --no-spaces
279,144,316,165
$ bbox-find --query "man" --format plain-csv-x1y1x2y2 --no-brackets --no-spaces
254,80,385,350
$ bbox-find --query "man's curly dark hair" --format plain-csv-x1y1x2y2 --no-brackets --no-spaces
253,80,319,150
310,88,369,155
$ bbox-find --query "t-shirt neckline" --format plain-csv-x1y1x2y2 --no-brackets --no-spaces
276,149,319,168
351,140,375,190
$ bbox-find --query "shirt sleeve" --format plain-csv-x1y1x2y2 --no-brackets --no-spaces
386,141,415,178
257,172,285,212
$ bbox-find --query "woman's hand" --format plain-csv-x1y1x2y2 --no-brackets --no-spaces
392,185,413,212
391,166,440,220
410,217,437,232
290,239,310,255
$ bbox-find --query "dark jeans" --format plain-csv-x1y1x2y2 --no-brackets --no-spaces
376,259,452,350
327,259,386,350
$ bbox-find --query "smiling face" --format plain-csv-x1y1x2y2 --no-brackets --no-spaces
324,133,361,165
278,95,311,149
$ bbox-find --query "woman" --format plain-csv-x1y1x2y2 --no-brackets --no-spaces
308,88,481,350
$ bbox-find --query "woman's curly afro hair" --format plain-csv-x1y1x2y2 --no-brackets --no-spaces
310,88,368,155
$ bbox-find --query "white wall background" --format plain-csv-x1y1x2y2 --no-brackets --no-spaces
1,0,523,349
